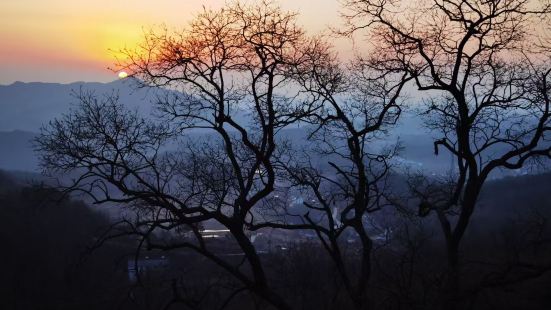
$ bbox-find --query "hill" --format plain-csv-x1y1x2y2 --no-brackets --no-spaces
0,79,157,132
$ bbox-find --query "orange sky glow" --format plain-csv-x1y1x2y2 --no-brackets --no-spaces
0,0,345,84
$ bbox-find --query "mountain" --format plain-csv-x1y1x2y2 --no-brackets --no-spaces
0,79,246,173
0,78,160,132
0,130,38,172
0,79,544,177
0,79,167,172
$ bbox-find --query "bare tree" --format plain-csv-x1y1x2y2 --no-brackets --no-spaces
36,2,326,309
249,39,410,309
341,0,551,304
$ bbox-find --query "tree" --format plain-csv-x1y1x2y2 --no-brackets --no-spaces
249,41,410,309
37,2,322,309
341,0,551,304
0,175,122,310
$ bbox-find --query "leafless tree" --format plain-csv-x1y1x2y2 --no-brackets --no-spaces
341,0,551,304
249,39,410,309
36,2,328,309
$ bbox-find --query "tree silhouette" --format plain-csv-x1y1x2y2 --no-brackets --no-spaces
341,0,551,305
249,40,410,308
36,2,325,309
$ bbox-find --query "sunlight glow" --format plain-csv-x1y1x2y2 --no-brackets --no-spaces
0,0,343,83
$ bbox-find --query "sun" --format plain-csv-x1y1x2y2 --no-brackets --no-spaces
118,71,128,79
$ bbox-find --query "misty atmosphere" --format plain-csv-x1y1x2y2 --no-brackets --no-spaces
1,1,551,309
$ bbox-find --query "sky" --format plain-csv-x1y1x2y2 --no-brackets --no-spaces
0,0,344,84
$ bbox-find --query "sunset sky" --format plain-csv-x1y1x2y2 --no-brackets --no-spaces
0,0,343,84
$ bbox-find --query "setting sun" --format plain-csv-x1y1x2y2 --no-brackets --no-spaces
118,71,128,79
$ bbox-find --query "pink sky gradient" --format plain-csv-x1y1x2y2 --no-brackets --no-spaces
0,0,349,84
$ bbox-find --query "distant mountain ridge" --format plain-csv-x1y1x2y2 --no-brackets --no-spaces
0,78,160,132
0,79,513,176
0,79,166,172
0,79,427,133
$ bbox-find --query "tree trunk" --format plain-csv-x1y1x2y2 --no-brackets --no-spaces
232,227,293,310
442,191,479,310
352,225,373,310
